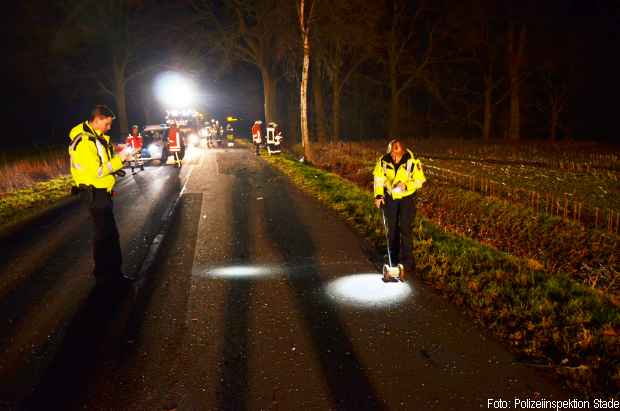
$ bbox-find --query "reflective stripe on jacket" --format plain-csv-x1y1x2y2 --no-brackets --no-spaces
373,149,426,200
126,134,143,150
68,122,124,192
168,128,181,150
252,125,262,143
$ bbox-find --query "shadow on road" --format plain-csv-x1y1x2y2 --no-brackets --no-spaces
20,170,201,410
216,166,254,411
20,283,134,410
0,205,89,347
260,166,384,411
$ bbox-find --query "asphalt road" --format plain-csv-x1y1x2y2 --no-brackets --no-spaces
0,146,570,410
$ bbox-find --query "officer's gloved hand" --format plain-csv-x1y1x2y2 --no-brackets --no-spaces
70,185,80,196
114,170,127,177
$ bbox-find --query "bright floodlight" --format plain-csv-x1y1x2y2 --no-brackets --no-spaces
200,265,280,279
325,274,413,308
154,72,196,110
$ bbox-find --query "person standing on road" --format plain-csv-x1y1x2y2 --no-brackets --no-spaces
126,125,144,173
68,105,134,286
167,121,182,167
373,139,426,276
252,120,263,155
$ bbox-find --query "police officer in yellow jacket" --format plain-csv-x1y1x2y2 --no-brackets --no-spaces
69,105,133,285
373,139,426,275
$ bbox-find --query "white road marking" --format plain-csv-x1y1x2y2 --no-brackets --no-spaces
135,159,197,283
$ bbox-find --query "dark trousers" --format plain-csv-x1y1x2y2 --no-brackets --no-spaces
81,189,123,279
254,142,260,155
384,194,416,268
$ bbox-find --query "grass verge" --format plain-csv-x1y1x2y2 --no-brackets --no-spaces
0,176,74,235
289,142,618,301
262,153,620,396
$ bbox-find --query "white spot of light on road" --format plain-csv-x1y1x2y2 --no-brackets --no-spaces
202,265,279,279
325,274,413,308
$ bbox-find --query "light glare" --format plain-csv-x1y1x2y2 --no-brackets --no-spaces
325,274,413,307
203,265,279,279
154,72,196,110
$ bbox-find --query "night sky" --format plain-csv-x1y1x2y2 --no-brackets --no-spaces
4,0,619,150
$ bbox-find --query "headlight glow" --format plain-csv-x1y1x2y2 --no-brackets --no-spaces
148,143,162,157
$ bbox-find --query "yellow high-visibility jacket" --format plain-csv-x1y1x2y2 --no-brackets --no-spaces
68,122,124,192
373,149,426,200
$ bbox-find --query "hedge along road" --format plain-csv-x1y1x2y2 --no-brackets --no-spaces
2,146,569,410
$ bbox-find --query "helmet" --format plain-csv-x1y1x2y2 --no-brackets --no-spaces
131,125,139,130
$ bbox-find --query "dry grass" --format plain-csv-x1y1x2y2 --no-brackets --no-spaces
292,140,620,232
0,148,69,194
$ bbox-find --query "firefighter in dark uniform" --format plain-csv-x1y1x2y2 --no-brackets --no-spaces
68,105,134,286
373,139,426,276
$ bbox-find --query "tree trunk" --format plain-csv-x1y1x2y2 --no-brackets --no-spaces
114,64,128,137
357,76,365,138
260,67,276,123
508,25,526,141
508,75,520,141
389,90,399,138
331,85,342,142
300,33,311,157
482,76,493,141
288,84,299,144
299,0,312,162
270,79,278,123
550,106,559,142
387,37,400,139
312,60,327,143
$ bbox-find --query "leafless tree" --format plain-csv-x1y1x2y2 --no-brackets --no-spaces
507,23,526,141
380,0,437,138
53,0,167,135
312,0,380,141
536,63,569,142
297,0,318,161
311,56,328,142
193,0,295,124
